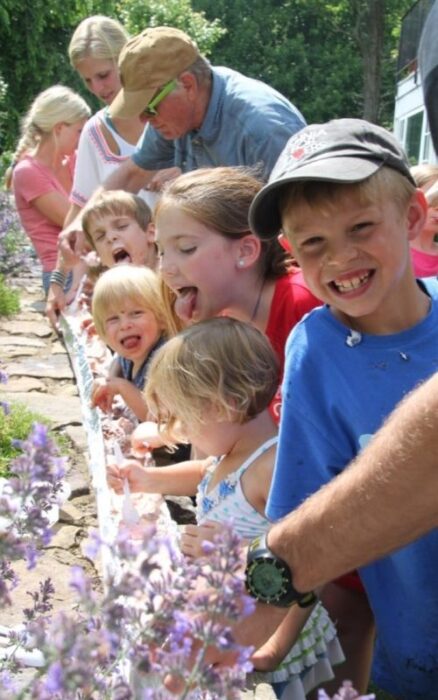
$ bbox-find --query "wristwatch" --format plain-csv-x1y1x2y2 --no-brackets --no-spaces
245,533,316,608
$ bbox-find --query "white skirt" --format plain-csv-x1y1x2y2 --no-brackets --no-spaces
247,602,345,699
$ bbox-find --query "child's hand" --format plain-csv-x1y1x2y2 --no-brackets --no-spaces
131,421,165,455
91,377,118,413
106,459,150,494
180,521,223,558
45,284,66,332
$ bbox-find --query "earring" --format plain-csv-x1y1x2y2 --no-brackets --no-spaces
238,259,245,267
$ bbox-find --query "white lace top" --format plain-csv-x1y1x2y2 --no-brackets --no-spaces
70,108,158,211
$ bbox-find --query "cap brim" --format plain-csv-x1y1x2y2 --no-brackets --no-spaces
249,157,381,238
109,86,156,119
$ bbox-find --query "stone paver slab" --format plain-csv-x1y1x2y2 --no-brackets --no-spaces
0,335,46,348
6,355,74,380
59,502,85,525
52,383,78,397
29,300,46,313
0,347,43,359
0,320,52,338
0,376,45,392
48,524,81,549
51,340,67,355
64,424,88,452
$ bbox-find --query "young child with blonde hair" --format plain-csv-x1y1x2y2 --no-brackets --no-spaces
8,85,90,294
409,163,438,277
107,317,344,699
81,189,157,271
91,264,171,421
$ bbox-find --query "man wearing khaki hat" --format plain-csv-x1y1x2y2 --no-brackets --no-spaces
104,26,305,193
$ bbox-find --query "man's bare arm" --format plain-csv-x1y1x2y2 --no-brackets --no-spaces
103,158,153,194
268,372,438,592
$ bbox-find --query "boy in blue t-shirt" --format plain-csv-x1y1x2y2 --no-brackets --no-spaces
249,119,438,700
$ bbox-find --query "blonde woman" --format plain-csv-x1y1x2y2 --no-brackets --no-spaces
67,15,160,216
46,16,176,323
9,86,90,294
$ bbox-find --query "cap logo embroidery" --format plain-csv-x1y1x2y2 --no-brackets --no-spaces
272,128,329,179
291,147,305,160
287,128,329,162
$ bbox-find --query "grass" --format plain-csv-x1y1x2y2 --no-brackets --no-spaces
0,400,70,476
0,273,20,316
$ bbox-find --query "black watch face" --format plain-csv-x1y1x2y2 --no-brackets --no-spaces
250,561,285,598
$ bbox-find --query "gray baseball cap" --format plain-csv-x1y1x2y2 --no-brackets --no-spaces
249,118,415,238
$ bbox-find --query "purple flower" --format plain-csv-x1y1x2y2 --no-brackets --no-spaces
69,566,90,598
0,192,33,274
318,681,376,700
201,539,215,554
23,578,54,620
82,529,102,559
44,661,63,693
0,670,18,696
1,478,254,698
0,400,10,415
0,423,66,605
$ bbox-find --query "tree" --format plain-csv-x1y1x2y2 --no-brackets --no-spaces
116,0,225,54
192,0,413,126
0,0,114,154
0,0,224,155
331,0,412,123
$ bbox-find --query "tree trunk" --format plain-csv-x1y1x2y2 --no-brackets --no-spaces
352,0,385,123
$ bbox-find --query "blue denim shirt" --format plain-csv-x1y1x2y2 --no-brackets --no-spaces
132,67,305,180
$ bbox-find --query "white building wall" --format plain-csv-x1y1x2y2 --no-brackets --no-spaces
394,72,438,164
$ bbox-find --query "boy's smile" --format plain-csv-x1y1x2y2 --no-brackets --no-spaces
283,190,428,334
330,269,374,295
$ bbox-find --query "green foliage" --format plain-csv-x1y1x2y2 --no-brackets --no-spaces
0,0,114,153
0,72,8,149
0,400,72,477
0,402,49,475
116,0,225,54
193,0,413,125
0,0,224,153
0,150,13,185
0,0,418,152
0,275,20,317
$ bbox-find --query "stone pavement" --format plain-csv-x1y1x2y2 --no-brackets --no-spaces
0,268,98,632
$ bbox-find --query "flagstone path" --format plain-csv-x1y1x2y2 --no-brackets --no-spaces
0,268,98,630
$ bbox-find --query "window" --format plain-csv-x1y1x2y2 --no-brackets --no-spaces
404,110,424,164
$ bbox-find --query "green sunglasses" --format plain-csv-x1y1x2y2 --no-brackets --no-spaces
143,79,177,117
